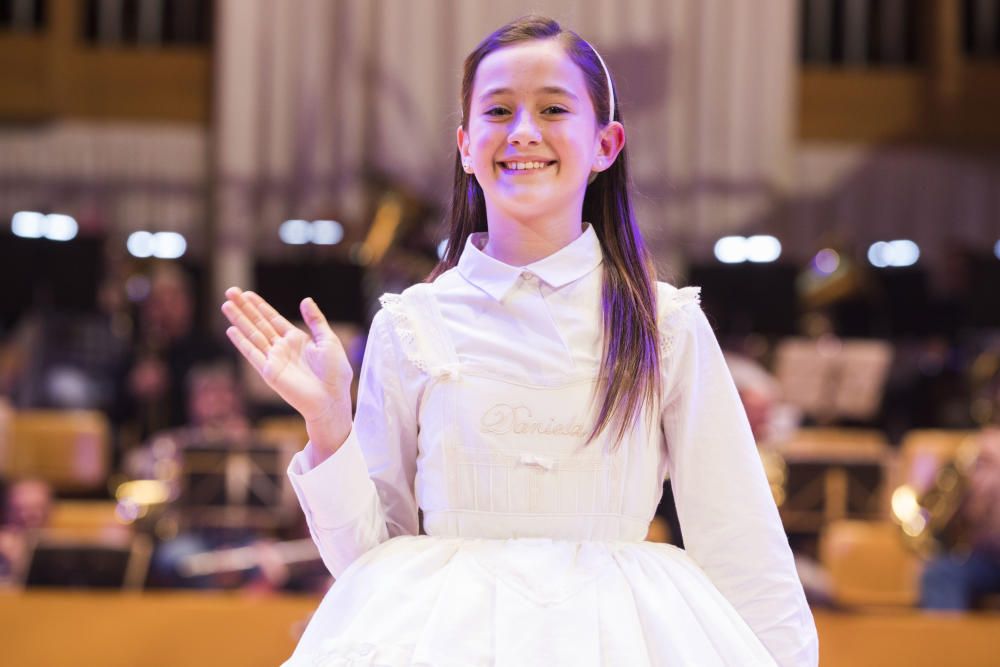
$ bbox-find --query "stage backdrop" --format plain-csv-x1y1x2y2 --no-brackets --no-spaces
211,0,798,292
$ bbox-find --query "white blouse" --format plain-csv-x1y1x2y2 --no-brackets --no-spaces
287,224,818,667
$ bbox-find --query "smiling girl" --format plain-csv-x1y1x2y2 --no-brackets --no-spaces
222,15,818,667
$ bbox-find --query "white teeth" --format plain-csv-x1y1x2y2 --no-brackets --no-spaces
505,161,549,170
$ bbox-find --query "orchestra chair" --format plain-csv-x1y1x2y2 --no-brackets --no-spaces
819,518,922,607
2,409,110,493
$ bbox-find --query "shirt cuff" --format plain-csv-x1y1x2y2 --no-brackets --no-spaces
286,428,375,529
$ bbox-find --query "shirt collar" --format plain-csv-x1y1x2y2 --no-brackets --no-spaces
456,223,603,302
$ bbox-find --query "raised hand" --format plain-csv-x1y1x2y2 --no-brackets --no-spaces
221,287,353,427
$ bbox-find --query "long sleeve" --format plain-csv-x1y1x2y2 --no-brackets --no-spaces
286,308,420,578
661,302,819,667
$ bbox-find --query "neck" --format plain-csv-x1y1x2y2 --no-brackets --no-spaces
482,204,585,266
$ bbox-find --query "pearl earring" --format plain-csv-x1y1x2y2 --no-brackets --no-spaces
462,158,472,173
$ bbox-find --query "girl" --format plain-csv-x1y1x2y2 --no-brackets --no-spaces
222,16,818,667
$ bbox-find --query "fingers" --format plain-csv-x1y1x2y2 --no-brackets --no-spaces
225,325,267,375
244,291,295,336
300,297,335,343
221,300,271,356
230,287,282,343
222,287,280,353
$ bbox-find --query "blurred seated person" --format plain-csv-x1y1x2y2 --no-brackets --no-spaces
114,265,229,444
920,428,1000,610
724,351,802,447
0,297,128,413
132,362,315,590
124,361,250,494
0,477,54,588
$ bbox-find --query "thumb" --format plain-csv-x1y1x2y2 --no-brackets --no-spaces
300,297,334,343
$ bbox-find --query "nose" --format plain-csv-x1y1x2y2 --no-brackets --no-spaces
507,109,541,146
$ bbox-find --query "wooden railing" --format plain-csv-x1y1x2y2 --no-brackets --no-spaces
1,591,998,667
0,0,210,123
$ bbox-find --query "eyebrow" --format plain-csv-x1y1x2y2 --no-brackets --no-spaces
478,86,580,102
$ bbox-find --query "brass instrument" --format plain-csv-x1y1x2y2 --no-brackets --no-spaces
891,435,980,558
891,348,1000,558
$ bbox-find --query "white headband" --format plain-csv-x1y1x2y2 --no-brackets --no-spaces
588,42,615,124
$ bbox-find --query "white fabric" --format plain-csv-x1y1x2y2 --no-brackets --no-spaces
284,224,818,666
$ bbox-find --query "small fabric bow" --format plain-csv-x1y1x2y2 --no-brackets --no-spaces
518,452,555,470
430,362,462,380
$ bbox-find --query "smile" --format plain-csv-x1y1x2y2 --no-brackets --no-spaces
498,160,557,173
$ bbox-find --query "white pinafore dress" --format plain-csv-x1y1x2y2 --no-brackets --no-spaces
286,284,777,667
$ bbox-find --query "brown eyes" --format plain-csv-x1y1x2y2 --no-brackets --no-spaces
483,106,568,117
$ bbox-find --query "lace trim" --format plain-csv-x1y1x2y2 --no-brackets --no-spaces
658,285,701,357
378,293,430,373
378,291,461,380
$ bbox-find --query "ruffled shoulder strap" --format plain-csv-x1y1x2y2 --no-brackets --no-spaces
657,284,701,356
377,283,458,376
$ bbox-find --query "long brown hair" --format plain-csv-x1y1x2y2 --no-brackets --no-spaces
428,16,661,445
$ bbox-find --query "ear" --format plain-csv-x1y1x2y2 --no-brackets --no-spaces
591,121,625,174
456,125,471,161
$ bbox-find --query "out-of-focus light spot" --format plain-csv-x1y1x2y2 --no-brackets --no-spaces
746,235,782,263
44,213,78,241
868,241,889,268
312,219,344,245
891,484,920,524
127,231,155,258
12,211,45,238
115,479,171,505
994,240,1000,260
152,231,187,259
902,513,927,538
279,219,312,245
437,239,449,260
890,239,920,267
812,248,840,275
868,239,920,268
714,236,746,264
125,275,151,302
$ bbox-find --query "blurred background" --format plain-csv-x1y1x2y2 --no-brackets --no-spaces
0,1,999,665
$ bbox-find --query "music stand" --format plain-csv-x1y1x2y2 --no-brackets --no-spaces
179,439,296,529
25,535,151,590
775,338,893,423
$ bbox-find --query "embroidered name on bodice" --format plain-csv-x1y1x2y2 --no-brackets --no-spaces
480,403,586,438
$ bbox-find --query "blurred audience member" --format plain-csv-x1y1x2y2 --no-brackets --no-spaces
0,305,127,412
724,351,802,447
920,429,1000,610
0,477,54,588
124,361,249,493
114,265,229,444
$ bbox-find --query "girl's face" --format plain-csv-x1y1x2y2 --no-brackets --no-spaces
458,39,624,225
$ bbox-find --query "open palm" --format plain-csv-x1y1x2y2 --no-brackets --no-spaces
221,287,353,422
